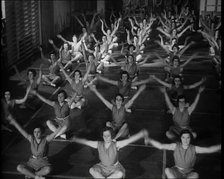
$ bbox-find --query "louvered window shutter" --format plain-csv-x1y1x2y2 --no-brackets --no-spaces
5,0,40,68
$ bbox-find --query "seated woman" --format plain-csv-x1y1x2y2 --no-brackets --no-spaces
97,71,152,100
1,86,31,132
89,84,146,141
146,129,221,179
39,47,61,87
7,116,62,179
32,90,70,139
151,74,206,105
71,126,149,179
160,86,205,140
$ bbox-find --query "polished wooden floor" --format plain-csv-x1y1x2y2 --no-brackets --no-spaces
1,29,221,179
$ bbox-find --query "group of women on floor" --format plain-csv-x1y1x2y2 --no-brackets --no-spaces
2,2,221,179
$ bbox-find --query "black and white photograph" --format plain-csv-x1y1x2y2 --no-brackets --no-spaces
1,0,221,178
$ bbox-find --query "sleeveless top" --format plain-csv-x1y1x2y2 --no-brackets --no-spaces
112,105,126,128
53,102,70,118
61,49,71,64
173,107,190,128
1,99,15,118
117,81,131,97
49,61,60,75
122,63,139,78
71,80,84,96
98,141,118,166
174,142,196,172
30,136,48,158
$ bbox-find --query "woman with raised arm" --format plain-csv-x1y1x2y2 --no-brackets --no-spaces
58,61,91,109
39,47,61,87
145,129,221,179
48,39,71,69
1,86,31,132
151,75,206,105
32,90,70,139
7,116,62,179
97,70,151,100
71,126,149,179
57,33,87,69
160,86,205,140
89,84,146,141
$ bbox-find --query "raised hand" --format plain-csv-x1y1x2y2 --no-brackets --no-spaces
48,39,54,44
57,34,62,38
159,87,166,93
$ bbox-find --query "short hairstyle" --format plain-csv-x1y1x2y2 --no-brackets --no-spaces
172,55,180,63
173,75,182,83
179,129,193,142
101,126,115,138
177,94,186,105
114,93,124,102
128,44,136,51
172,44,179,51
74,70,82,78
120,71,130,80
33,124,45,134
57,89,67,99
27,69,37,77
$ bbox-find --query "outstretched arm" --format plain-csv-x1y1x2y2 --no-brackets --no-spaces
36,64,43,85
178,41,195,57
15,86,31,104
188,86,205,115
48,39,60,52
177,25,191,39
8,116,31,142
184,77,206,89
39,46,50,62
132,75,152,86
160,87,175,114
57,34,72,45
89,85,113,110
195,144,221,154
58,62,73,85
156,27,171,38
71,136,98,148
97,75,118,86
100,19,107,36
125,84,146,109
126,29,132,45
146,137,176,150
74,15,84,27
46,126,62,142
82,61,92,83
33,90,55,107
117,129,148,149
181,53,199,68
151,75,171,88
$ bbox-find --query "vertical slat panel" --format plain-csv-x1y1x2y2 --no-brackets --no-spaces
5,0,40,68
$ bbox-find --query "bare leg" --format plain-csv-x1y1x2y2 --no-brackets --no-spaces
114,123,129,140
165,168,175,179
51,76,60,85
107,170,123,179
42,75,51,85
55,124,68,138
17,164,36,178
46,120,57,132
187,172,199,179
35,166,51,176
89,167,105,179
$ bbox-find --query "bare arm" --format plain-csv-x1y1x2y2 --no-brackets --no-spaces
36,64,43,85
48,39,59,52
46,126,62,142
177,25,191,39
89,85,113,110
82,62,92,83
57,34,72,45
8,117,31,142
100,19,107,36
184,77,206,90
97,75,118,86
71,136,98,149
125,84,146,109
188,86,205,115
132,75,152,86
117,129,148,149
15,86,31,104
178,41,195,57
177,17,189,31
58,62,73,84
74,15,84,27
34,91,55,107
151,75,171,88
126,29,132,45
39,46,50,62
146,137,176,150
156,27,171,38
181,53,199,68
195,144,221,154
111,18,121,37
160,87,175,114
